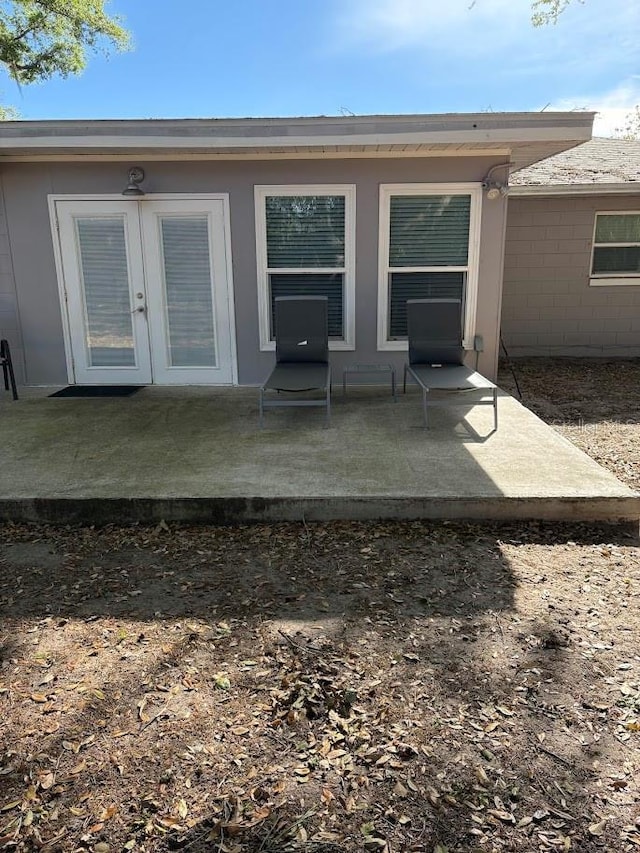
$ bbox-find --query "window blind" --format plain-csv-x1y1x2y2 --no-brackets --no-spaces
592,247,640,274
160,217,217,367
266,196,345,268
389,195,470,267
270,273,344,338
76,217,135,367
389,271,465,339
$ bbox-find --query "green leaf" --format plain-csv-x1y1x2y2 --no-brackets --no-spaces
0,0,131,85
213,672,230,690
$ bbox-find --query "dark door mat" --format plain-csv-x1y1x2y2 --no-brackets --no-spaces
49,386,144,398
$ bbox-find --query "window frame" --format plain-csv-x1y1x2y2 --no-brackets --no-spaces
377,183,482,351
589,211,640,287
255,184,356,351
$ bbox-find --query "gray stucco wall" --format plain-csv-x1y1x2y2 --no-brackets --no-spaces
2,157,507,386
0,173,22,383
502,194,640,357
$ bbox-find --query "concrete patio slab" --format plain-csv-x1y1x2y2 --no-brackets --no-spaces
0,385,638,524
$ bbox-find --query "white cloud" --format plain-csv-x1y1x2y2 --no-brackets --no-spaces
337,0,640,75
338,0,526,53
546,80,640,137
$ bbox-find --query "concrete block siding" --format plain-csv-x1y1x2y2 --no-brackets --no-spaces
501,195,640,357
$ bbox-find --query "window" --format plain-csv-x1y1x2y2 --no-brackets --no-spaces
255,185,355,350
590,212,640,285
377,184,481,349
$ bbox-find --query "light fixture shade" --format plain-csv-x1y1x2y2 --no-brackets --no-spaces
122,183,144,196
123,166,145,196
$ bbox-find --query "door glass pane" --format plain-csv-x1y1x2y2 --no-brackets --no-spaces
160,216,216,367
76,217,135,367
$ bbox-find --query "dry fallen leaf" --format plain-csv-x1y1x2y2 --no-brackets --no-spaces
100,805,117,821
475,766,491,786
137,697,149,723
589,819,607,836
39,771,55,790
489,809,516,824
30,693,48,703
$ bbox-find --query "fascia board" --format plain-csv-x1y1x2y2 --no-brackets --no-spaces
0,127,593,152
510,183,640,197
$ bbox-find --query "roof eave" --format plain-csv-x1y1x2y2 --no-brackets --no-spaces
0,112,594,163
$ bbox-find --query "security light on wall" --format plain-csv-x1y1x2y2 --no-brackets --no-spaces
122,167,145,196
482,161,511,200
482,180,509,200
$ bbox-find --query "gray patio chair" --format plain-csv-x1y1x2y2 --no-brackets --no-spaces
259,296,331,427
403,299,497,430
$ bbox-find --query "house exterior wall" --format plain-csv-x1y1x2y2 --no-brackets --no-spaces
1,156,508,386
502,194,640,357
0,173,23,383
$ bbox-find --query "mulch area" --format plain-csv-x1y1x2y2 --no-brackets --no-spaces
0,359,639,853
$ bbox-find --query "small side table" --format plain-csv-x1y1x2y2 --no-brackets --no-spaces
342,363,397,401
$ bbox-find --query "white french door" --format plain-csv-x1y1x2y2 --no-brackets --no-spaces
54,197,236,385
56,200,151,384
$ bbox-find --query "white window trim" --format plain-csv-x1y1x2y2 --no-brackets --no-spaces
255,184,356,351
377,183,482,351
589,210,640,287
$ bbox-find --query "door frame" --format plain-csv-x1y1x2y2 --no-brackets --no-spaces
48,193,238,386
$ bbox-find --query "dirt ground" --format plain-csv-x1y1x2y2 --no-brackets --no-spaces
0,359,639,853
498,358,640,492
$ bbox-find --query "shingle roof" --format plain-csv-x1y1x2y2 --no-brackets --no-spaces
510,137,640,186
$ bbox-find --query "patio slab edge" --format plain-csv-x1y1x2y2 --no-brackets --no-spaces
0,495,638,526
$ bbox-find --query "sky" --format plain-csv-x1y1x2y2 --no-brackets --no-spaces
2,0,639,136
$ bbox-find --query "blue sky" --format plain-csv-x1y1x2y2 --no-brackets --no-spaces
2,0,639,135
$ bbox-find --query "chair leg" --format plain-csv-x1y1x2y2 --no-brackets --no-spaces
1,340,18,400
403,364,408,394
493,388,498,431
422,388,429,429
325,369,332,428
258,388,265,428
